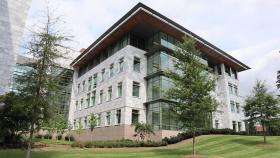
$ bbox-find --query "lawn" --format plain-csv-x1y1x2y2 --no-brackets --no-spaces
1,135,280,158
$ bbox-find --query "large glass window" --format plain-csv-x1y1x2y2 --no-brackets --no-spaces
88,77,92,91
228,83,233,94
132,82,140,97
147,76,173,101
97,114,101,126
147,102,179,130
80,98,84,109
234,85,238,96
147,51,175,75
75,101,78,111
93,74,97,88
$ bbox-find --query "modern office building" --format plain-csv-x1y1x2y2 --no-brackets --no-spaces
0,0,32,95
68,3,250,141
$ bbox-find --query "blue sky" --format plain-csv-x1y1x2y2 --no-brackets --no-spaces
23,0,280,96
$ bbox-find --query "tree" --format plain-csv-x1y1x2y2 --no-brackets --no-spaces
66,121,73,142
0,93,31,146
43,113,68,140
164,37,217,156
17,8,71,158
277,71,280,89
133,122,155,141
244,80,280,144
76,119,83,140
89,114,97,142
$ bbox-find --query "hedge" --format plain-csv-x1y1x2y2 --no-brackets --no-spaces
65,135,75,141
71,139,168,148
163,128,247,144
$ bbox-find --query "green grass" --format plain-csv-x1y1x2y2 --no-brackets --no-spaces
1,135,280,158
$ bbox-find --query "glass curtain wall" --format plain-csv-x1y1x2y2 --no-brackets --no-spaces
147,51,175,75
147,102,180,130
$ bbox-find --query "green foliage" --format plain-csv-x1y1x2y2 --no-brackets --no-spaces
244,80,280,143
277,70,280,89
75,119,83,138
0,92,31,147
133,122,155,140
164,36,217,155
89,114,97,132
64,135,75,141
71,139,167,148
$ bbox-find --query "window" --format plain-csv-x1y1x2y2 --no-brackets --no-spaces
117,82,122,98
133,57,140,72
232,69,238,79
99,90,103,104
91,91,96,106
238,122,242,131
228,83,233,94
107,86,112,101
86,93,90,108
236,103,240,113
116,109,121,124
75,101,78,111
232,121,237,131
101,69,105,82
230,101,235,112
109,64,114,77
82,80,85,91
132,109,139,124
80,99,84,109
215,120,219,129
84,116,88,128
217,64,222,75
74,119,77,129
106,112,111,125
97,114,101,126
77,84,80,93
234,85,238,96
132,82,140,97
119,58,124,73
225,65,231,76
93,73,97,88
88,77,92,91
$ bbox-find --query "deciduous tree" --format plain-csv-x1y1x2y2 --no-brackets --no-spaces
165,37,217,156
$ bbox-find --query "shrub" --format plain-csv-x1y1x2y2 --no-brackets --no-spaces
35,134,43,139
65,135,75,141
71,141,84,148
73,139,167,148
162,128,243,144
43,133,52,140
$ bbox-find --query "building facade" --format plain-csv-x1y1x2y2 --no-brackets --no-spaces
0,0,32,95
68,3,250,141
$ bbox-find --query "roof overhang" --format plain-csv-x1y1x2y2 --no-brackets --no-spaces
71,3,250,72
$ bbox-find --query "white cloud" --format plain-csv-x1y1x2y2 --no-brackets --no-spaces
230,39,280,96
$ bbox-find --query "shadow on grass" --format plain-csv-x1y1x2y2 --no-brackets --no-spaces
228,137,263,146
0,150,60,158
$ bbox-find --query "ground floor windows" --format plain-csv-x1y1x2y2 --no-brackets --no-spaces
116,109,121,124
215,120,219,129
106,112,111,126
147,101,180,130
132,109,139,124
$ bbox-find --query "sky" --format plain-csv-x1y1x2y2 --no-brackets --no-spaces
23,0,280,96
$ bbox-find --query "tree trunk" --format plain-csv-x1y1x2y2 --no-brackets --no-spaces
91,131,93,142
192,129,196,156
262,121,266,144
26,123,35,158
